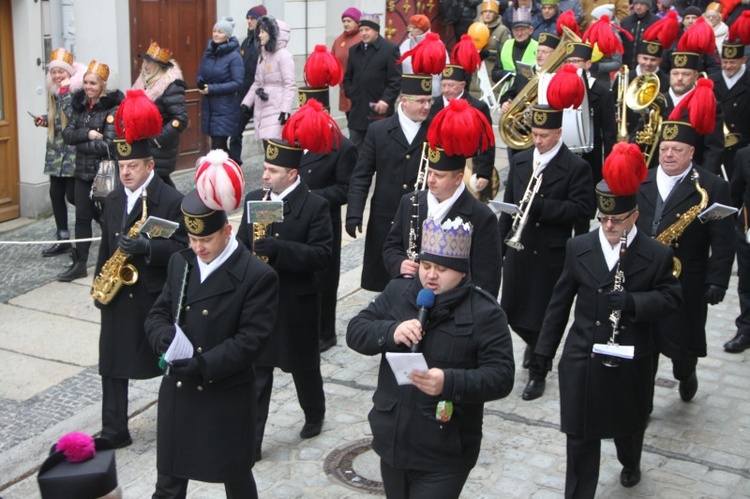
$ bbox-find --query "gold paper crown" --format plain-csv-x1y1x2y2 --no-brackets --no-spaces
50,48,73,66
86,60,110,82
145,42,172,65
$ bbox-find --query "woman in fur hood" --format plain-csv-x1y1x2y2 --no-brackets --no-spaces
35,48,85,258
241,16,297,141
132,42,188,187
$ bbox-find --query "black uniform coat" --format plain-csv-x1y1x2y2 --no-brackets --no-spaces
237,182,332,371
346,112,430,291
96,174,187,379
636,165,735,358
145,245,278,482
342,35,402,132
709,69,750,178
298,137,357,334
428,93,496,181
536,230,682,438
383,189,502,296
498,144,593,333
582,78,617,188
346,276,515,472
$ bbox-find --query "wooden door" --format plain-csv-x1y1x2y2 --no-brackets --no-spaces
0,0,20,221
384,0,455,50
129,0,216,171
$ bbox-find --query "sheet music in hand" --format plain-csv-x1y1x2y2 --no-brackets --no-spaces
164,323,194,364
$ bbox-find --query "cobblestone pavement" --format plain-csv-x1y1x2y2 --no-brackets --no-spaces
1,137,750,498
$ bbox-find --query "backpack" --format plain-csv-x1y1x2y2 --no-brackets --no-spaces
440,0,465,25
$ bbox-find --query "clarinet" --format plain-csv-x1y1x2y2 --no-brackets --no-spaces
407,143,429,261
603,229,628,368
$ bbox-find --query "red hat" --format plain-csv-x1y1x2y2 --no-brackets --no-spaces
114,89,162,159
427,98,494,158
597,143,647,214
282,99,343,154
409,14,431,32
642,11,680,51
677,17,716,54
729,10,750,44
450,35,481,74
547,64,585,109
557,10,581,37
195,150,245,212
304,45,343,88
668,77,717,134
397,32,447,75
582,15,633,56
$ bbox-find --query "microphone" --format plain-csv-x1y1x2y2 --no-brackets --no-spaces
411,288,435,352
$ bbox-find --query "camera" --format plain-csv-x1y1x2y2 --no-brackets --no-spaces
256,88,269,101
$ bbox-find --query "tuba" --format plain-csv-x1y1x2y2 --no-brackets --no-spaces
92,190,148,305
505,162,543,251
654,170,709,277
724,122,741,148
626,73,666,168
498,26,582,150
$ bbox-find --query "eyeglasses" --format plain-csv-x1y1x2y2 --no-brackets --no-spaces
403,96,434,106
597,210,636,225
566,58,585,64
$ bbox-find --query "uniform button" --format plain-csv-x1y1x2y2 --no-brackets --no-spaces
202,310,208,316
598,288,603,293
540,194,544,198
406,154,411,159
129,293,133,298
621,325,626,330
533,250,538,255
675,243,680,248
115,232,120,237
595,320,601,326
197,385,204,391
209,380,214,384
176,381,183,388
402,184,408,189
377,336,386,346
308,169,312,173
274,233,280,237
535,222,540,227
186,306,191,311
590,353,596,358
675,213,681,218
197,347,203,353
733,103,738,107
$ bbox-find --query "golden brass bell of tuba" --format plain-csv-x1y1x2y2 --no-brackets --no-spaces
724,123,741,148
498,26,582,150
626,73,666,168
92,190,148,305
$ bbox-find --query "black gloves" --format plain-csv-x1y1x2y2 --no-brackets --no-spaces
119,234,151,256
345,218,362,238
253,237,279,258
279,112,290,125
705,284,726,305
255,87,269,101
240,104,252,118
605,290,635,312
158,329,175,354
479,48,490,60
170,358,202,383
197,79,206,90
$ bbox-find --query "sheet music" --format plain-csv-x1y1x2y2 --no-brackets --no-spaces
593,343,634,360
164,323,194,363
385,352,429,385
489,200,522,216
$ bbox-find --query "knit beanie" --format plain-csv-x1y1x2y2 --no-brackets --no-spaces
633,0,652,7
342,7,362,23
684,6,702,17
213,16,235,38
247,5,267,19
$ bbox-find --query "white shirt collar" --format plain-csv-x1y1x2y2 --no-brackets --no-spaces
532,137,564,173
656,164,692,201
598,224,638,271
196,233,239,282
723,64,746,90
669,85,694,108
427,181,466,224
636,65,660,76
270,177,301,201
397,102,422,144
124,170,155,214
442,90,464,107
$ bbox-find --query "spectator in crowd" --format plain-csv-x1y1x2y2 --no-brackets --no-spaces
532,0,561,40
496,8,538,81
588,4,623,88
621,0,659,70
581,0,629,30
480,0,511,80
331,7,362,121
704,2,729,53
399,14,447,98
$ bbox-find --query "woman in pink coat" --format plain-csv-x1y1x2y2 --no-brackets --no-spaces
241,16,296,141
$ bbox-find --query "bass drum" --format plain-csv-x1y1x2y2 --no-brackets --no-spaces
463,158,500,204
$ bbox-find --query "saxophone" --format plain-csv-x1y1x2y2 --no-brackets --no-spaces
92,190,148,305
654,170,709,277
253,188,272,262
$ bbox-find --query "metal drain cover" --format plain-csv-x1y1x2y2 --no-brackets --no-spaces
324,438,384,494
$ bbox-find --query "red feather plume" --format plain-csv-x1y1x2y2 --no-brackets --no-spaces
721,0,742,21
668,78,716,134
426,98,494,156
547,64,585,109
729,11,750,44
115,89,162,143
282,99,342,154
642,10,680,50
677,17,716,54
304,45,343,88
602,143,647,196
557,10,581,37
396,33,447,75
450,35,481,74
582,15,632,56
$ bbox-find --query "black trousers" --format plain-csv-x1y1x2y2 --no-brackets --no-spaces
348,128,366,150
514,326,547,379
49,176,75,232
379,459,470,499
736,228,750,336
565,431,644,499
152,472,257,499
210,135,229,153
255,366,325,450
73,177,98,261
318,217,342,342
101,376,130,442
229,112,251,165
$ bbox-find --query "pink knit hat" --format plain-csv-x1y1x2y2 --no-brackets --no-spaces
342,7,362,23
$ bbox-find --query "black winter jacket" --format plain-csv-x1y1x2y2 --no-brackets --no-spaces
151,79,188,177
63,89,123,181
240,30,260,95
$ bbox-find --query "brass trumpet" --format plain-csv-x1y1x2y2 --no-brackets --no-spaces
505,162,543,251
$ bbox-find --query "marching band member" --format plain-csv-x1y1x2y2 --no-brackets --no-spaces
536,143,682,497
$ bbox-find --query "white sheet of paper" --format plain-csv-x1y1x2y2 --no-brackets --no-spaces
164,323,194,363
593,343,635,360
385,352,429,385
698,202,738,223
489,200,522,216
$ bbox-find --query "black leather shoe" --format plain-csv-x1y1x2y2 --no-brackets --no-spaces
522,378,545,401
300,421,323,439
679,372,698,402
42,242,72,257
522,345,531,369
57,260,87,282
620,467,641,487
103,434,132,449
319,336,337,353
724,333,750,353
